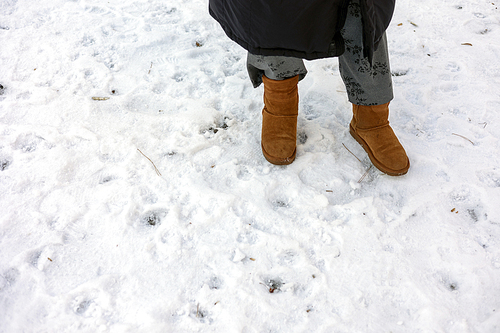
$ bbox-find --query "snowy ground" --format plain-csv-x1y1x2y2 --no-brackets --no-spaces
1,0,500,332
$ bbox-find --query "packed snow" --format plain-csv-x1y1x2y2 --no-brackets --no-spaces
1,0,500,332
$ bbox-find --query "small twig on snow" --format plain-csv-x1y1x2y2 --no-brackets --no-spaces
342,143,363,164
358,166,372,183
343,143,371,183
137,149,162,176
452,133,474,145
148,62,153,74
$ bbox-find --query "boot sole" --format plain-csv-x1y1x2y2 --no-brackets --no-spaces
261,143,296,165
349,125,409,176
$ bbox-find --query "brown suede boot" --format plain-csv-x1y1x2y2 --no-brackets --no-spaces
349,102,410,176
261,75,299,165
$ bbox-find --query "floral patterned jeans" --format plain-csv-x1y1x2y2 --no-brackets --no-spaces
247,0,393,106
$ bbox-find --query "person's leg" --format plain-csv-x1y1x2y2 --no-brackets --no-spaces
339,0,409,176
247,53,307,88
338,0,393,105
247,53,307,165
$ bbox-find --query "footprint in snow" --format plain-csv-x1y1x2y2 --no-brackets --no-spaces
140,209,167,226
262,277,284,293
1,158,12,171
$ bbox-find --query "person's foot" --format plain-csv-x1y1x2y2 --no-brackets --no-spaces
261,75,299,165
350,102,410,176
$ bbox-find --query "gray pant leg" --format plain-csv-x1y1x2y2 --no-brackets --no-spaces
338,0,394,106
247,53,307,88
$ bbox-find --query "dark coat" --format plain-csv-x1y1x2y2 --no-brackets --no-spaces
209,0,395,62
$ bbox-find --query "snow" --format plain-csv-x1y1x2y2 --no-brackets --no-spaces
1,0,499,332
